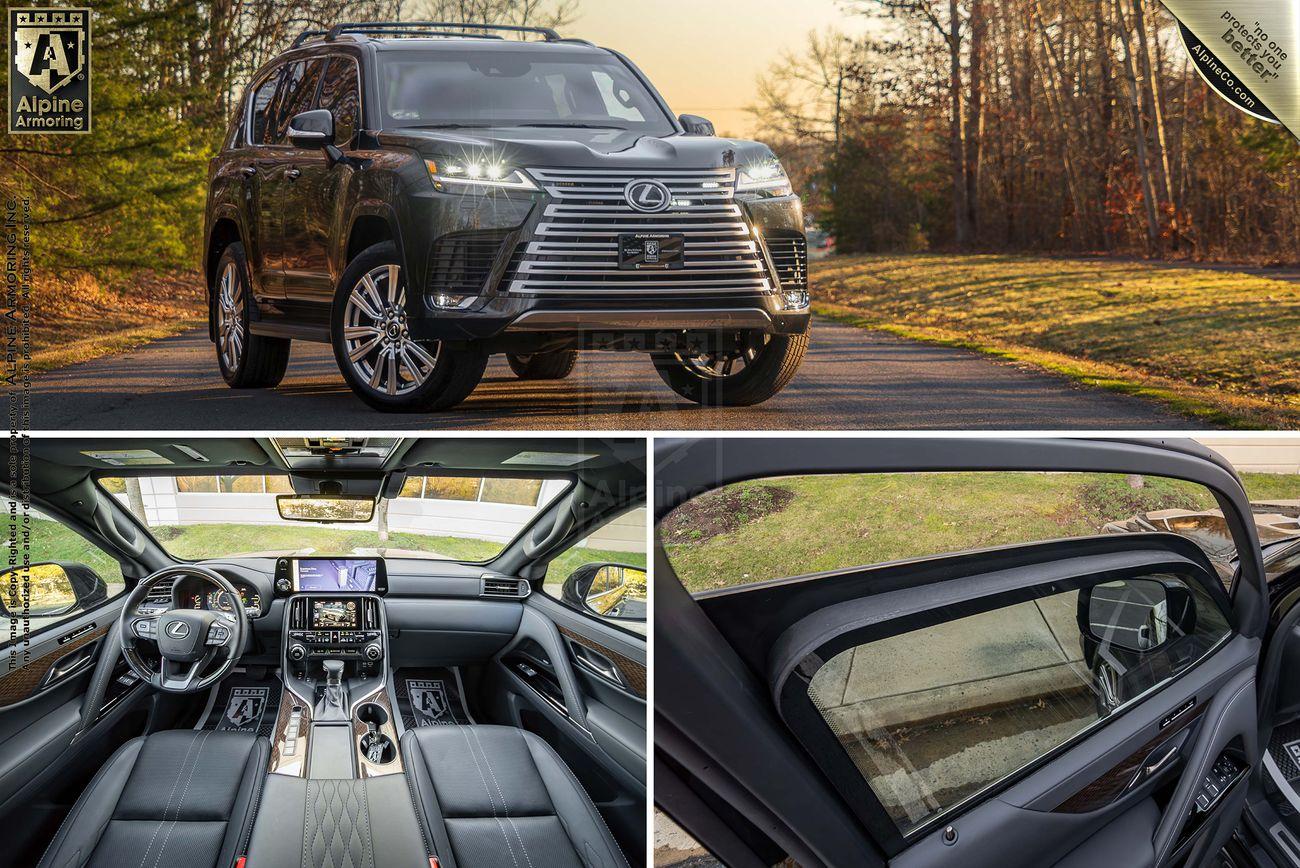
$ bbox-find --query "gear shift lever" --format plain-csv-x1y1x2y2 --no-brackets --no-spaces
322,659,345,712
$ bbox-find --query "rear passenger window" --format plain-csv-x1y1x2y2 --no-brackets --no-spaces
318,56,360,146
248,70,281,145
798,574,1231,835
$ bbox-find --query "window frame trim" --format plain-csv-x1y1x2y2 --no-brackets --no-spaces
770,540,1234,856
538,501,648,636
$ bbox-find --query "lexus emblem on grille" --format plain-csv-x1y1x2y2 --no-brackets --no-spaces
624,179,672,213
165,621,190,639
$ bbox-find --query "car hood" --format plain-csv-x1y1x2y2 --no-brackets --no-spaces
376,127,776,170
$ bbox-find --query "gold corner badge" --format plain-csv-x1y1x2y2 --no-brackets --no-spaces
7,7,91,134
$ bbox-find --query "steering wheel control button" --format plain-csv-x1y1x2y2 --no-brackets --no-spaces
133,620,157,639
206,624,231,645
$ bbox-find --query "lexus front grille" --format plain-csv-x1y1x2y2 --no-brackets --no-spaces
506,167,773,296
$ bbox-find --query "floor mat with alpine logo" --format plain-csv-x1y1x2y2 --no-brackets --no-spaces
394,668,471,729
201,670,281,737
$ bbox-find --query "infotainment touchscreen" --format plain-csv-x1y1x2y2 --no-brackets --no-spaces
294,558,378,593
311,599,358,629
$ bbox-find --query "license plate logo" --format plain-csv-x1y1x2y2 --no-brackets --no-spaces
619,233,683,270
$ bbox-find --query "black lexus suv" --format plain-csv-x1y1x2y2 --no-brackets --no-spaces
202,21,811,412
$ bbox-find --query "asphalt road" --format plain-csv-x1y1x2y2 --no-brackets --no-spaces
34,317,1201,430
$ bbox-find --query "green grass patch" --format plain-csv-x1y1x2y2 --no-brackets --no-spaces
661,472,1222,593
812,253,1300,428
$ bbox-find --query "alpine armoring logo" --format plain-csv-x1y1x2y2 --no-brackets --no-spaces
8,7,91,134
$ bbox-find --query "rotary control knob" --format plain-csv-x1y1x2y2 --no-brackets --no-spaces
275,577,292,593
288,643,306,662
363,643,382,661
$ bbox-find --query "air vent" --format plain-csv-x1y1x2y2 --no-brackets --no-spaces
289,597,309,630
425,228,512,298
138,578,176,611
481,577,530,599
765,232,807,293
362,598,380,629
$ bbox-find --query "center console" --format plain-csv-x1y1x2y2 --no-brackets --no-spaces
270,557,402,779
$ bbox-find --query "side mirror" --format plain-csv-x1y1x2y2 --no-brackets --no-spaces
287,109,335,149
1080,577,1195,654
0,562,108,619
678,114,715,136
560,563,647,621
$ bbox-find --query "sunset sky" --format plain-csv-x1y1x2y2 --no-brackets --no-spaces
574,0,874,137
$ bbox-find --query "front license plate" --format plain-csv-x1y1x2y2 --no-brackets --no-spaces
619,233,684,270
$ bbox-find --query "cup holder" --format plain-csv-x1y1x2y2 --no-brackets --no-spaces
356,702,389,728
359,731,396,764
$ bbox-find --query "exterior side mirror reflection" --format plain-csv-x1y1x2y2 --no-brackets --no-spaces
1080,577,1197,654
0,562,108,619
561,563,647,621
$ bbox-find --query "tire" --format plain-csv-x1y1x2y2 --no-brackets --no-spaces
331,240,487,412
651,328,809,406
213,242,290,388
506,350,578,380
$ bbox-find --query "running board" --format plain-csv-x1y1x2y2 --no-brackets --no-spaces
249,321,330,342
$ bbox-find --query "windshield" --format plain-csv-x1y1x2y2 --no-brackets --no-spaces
377,48,675,135
99,473,568,562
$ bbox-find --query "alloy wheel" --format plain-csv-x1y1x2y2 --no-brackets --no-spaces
216,261,244,371
343,264,440,396
680,336,767,379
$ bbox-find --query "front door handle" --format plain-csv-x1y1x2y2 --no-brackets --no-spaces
286,167,301,180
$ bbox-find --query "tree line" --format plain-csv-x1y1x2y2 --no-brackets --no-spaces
753,0,1300,262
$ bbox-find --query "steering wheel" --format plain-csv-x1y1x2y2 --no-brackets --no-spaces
117,566,246,693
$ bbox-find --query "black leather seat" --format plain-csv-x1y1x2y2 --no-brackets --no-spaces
401,725,629,868
37,729,268,868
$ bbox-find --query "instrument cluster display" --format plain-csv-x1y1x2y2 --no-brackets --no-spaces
187,585,260,614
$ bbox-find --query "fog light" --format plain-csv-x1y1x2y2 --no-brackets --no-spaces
781,289,809,310
431,292,476,310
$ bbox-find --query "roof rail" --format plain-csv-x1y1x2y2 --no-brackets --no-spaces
321,21,562,43
290,29,328,49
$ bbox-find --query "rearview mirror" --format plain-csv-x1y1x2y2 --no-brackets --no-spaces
1082,577,1194,654
287,109,335,149
276,494,375,523
561,563,646,621
678,113,715,136
0,562,108,619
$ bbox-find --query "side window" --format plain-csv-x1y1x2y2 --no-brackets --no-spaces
4,506,127,641
248,69,281,145
271,58,325,145
543,506,647,635
318,56,361,146
798,574,1231,836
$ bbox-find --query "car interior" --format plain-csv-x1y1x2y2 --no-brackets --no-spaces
650,438,1300,868
0,436,646,868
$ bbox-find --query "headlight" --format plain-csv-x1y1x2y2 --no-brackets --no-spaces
424,159,538,192
735,160,793,198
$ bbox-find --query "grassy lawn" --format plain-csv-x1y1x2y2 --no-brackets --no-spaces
661,471,1300,593
33,271,204,372
811,253,1300,428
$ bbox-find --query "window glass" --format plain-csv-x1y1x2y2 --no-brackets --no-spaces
5,507,127,639
543,506,647,635
271,59,325,144
660,471,1239,592
318,56,360,145
377,49,673,135
101,474,568,563
248,69,281,145
804,574,1231,835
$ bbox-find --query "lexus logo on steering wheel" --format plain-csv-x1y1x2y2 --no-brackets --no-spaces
165,621,190,639
624,179,672,213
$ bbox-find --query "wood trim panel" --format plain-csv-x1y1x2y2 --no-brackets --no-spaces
1054,703,1206,813
269,687,311,776
558,625,646,698
0,625,108,708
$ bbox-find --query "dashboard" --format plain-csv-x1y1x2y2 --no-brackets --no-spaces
176,574,263,616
